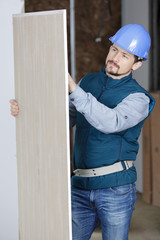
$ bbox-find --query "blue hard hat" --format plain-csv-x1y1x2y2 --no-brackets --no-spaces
109,24,151,60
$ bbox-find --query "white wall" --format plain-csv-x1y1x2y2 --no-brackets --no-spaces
0,1,24,239
122,0,150,192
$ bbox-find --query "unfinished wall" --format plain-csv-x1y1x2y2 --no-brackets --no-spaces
25,0,121,82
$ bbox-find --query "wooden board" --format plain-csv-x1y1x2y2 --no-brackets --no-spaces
13,10,72,239
150,93,160,207
142,117,152,204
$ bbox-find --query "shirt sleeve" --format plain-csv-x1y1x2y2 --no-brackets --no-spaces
69,85,150,133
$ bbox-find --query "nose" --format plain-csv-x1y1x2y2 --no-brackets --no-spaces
112,52,120,63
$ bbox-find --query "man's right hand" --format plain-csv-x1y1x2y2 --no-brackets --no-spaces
9,99,19,116
68,73,77,94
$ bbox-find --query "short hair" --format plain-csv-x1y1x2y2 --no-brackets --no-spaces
134,55,143,63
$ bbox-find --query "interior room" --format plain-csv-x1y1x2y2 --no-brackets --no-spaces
1,0,160,239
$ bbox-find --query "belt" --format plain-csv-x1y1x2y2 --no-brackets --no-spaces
73,161,134,177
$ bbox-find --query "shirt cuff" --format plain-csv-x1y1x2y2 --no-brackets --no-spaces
69,85,87,106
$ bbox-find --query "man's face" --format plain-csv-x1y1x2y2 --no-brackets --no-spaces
105,44,136,79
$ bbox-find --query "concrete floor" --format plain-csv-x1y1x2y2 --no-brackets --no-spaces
91,193,160,240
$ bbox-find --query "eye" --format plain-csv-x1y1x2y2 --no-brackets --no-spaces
111,47,117,52
123,54,128,59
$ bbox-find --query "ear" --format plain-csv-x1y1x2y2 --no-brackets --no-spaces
132,61,143,71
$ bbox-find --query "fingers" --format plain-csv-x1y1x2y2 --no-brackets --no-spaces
9,99,19,116
68,73,77,93
68,72,72,83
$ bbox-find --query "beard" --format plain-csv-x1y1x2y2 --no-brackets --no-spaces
105,60,120,76
105,60,131,77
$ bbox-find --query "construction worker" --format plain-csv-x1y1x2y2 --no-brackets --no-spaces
11,24,155,240
68,24,155,240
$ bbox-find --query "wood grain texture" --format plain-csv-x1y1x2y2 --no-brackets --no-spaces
13,10,71,239
142,118,152,204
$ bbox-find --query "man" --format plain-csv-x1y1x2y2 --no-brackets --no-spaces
68,24,155,240
11,24,155,240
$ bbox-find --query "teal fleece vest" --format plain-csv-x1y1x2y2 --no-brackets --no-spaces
71,68,155,190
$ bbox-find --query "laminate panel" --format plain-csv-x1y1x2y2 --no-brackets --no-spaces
142,117,152,204
13,10,71,239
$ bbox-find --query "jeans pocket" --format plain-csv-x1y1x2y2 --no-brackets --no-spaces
110,183,136,195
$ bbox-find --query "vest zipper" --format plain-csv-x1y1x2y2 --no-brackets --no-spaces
117,139,122,161
85,76,108,189
97,77,108,101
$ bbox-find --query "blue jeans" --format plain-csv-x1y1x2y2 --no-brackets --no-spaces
71,183,137,240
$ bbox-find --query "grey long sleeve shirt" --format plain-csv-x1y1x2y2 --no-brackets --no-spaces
69,85,150,134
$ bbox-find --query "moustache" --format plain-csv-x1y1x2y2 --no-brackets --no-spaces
106,61,119,69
